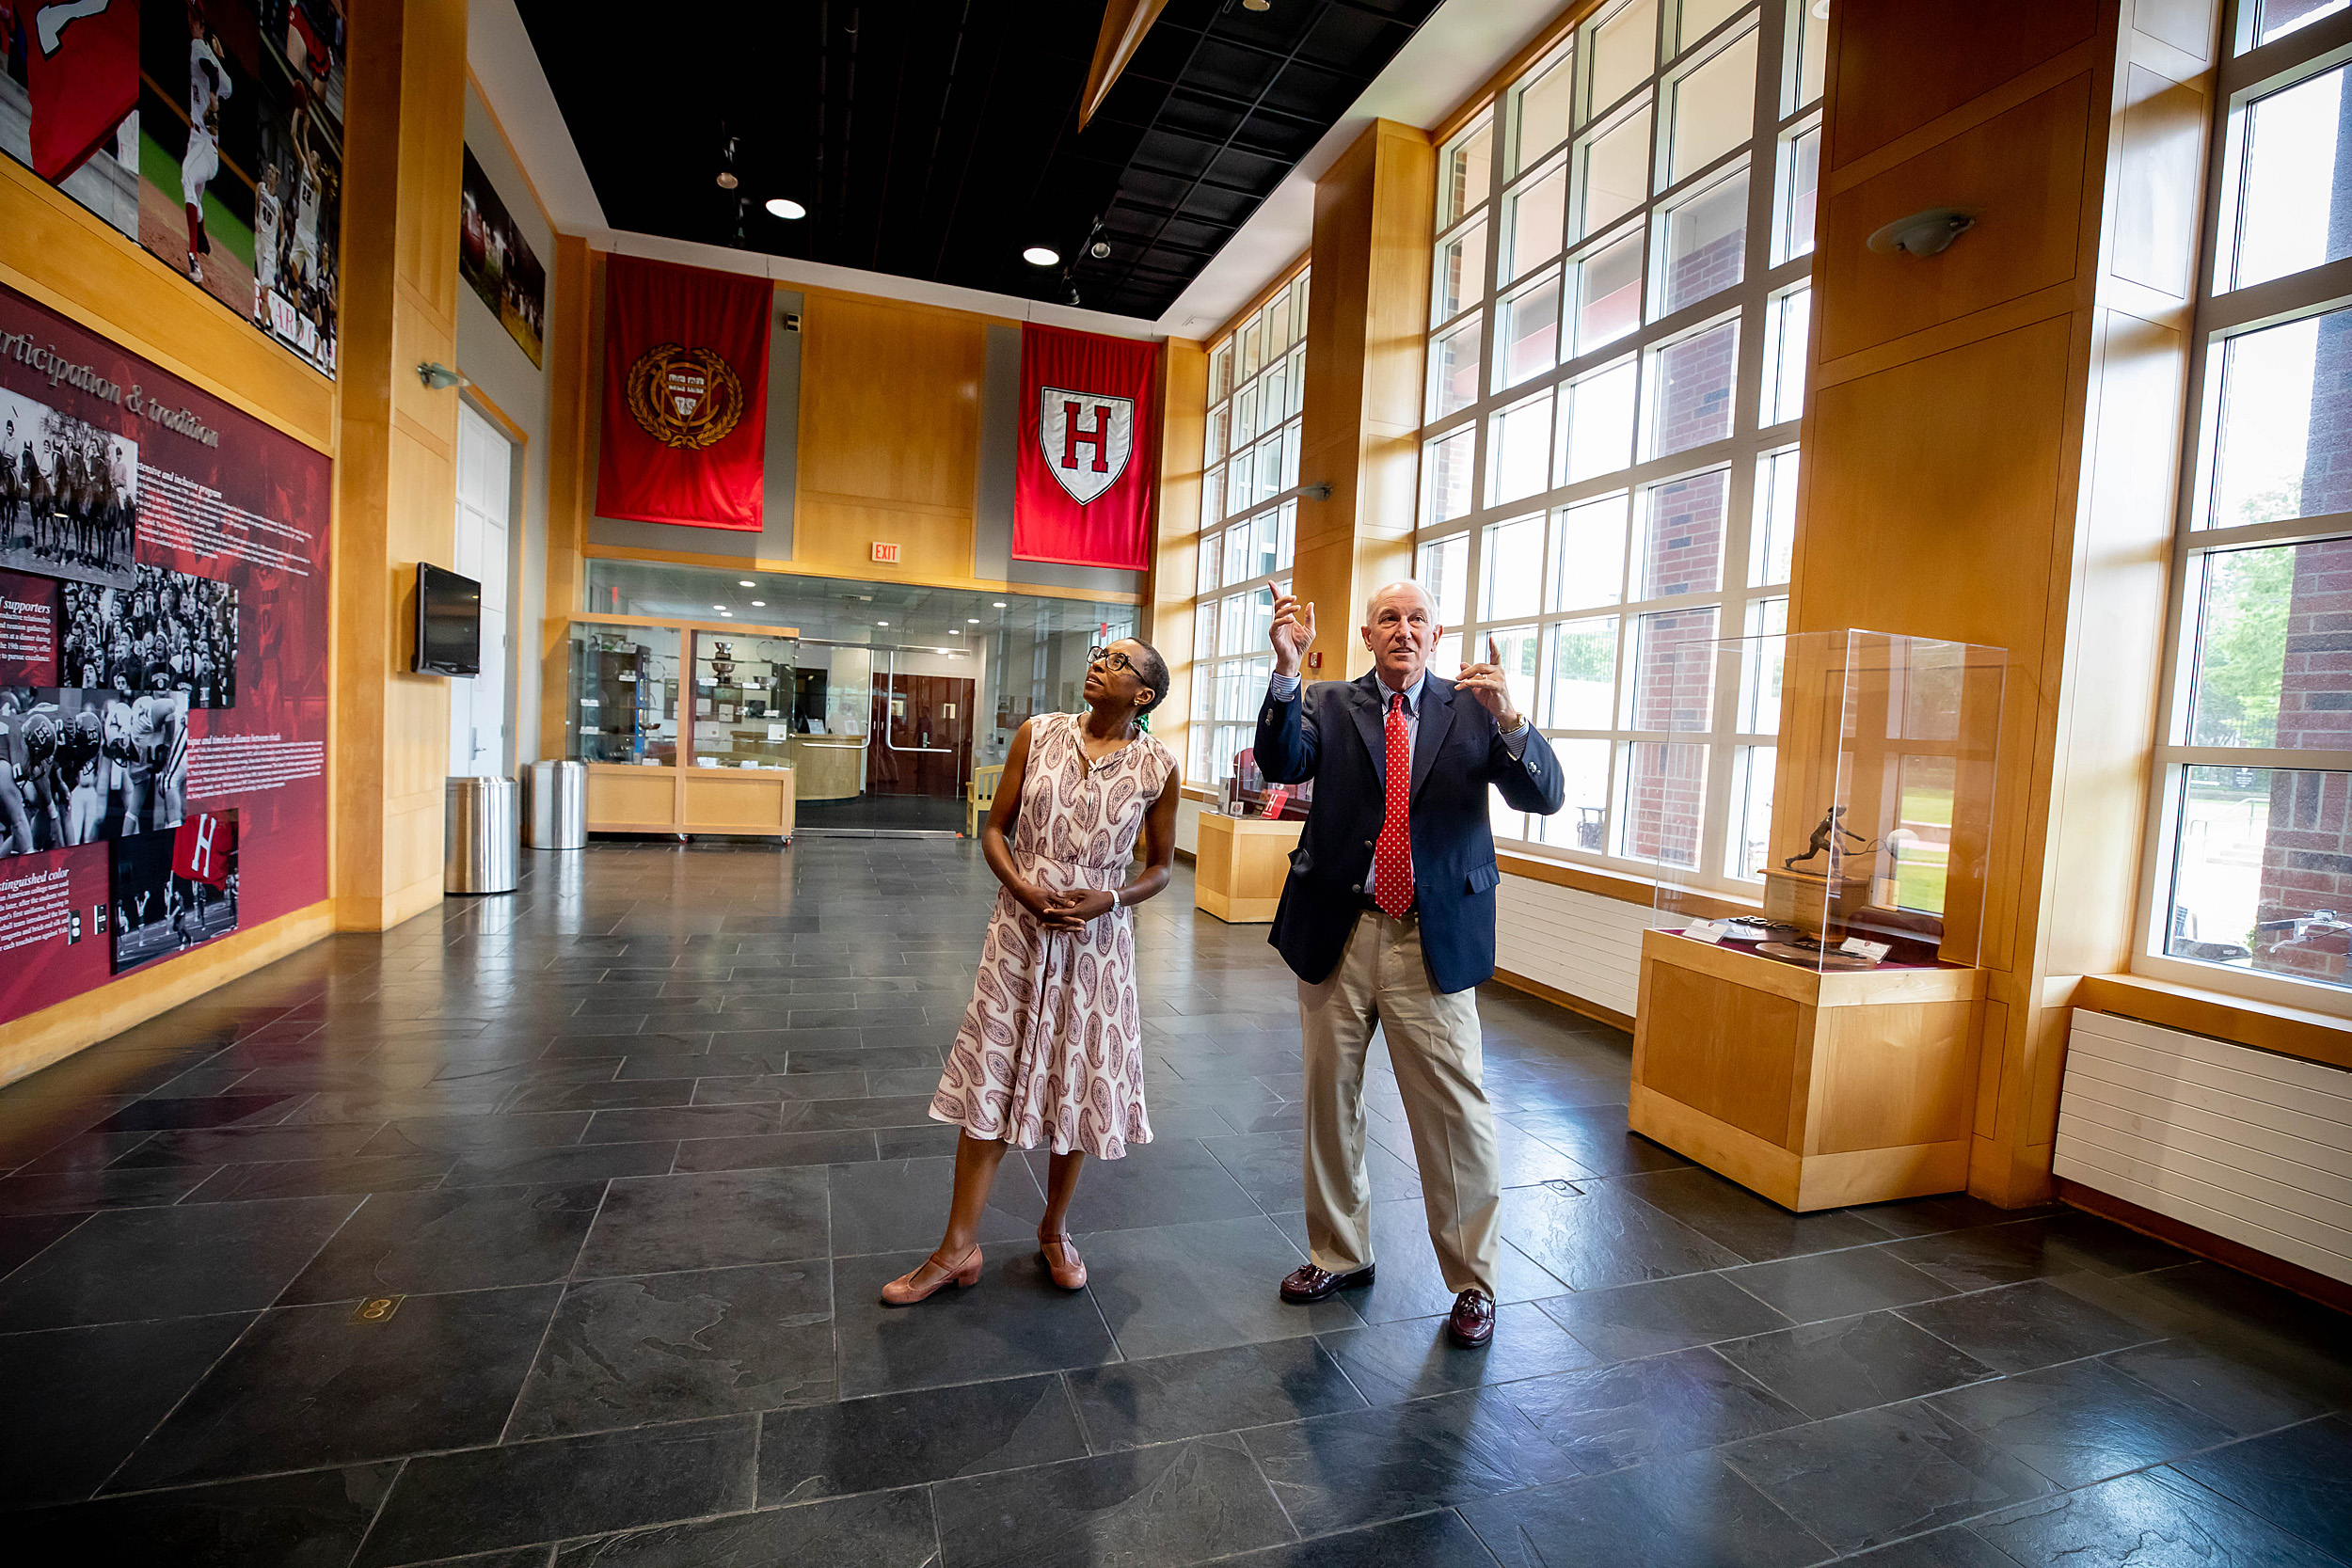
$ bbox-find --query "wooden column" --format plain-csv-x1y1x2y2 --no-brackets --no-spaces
539,233,596,762
1295,119,1435,677
333,0,469,930
1790,0,2222,1204
1150,339,1207,762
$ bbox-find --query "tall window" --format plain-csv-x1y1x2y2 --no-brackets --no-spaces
2145,0,2352,1010
1191,271,1308,783
1417,0,1823,880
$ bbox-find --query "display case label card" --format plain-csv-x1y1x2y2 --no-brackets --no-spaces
1682,921,1726,944
767,724,788,741
1839,937,1892,961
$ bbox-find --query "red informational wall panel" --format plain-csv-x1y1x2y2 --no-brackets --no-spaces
0,280,331,1027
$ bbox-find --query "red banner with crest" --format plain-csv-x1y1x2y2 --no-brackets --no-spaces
1014,325,1159,571
595,255,771,531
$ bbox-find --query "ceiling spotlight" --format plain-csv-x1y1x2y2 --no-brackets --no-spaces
765,198,806,220
1243,0,1269,9
1089,240,1111,259
1023,246,1060,266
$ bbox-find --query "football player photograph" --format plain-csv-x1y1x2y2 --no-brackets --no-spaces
1255,581,1565,1348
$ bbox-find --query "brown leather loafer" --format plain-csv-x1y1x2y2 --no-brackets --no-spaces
1447,1288,1495,1347
1279,1262,1374,1304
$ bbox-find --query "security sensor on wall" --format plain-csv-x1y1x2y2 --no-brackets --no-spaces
416,362,465,389
1867,208,1977,258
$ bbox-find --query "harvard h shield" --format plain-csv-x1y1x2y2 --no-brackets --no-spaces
1039,387,1135,506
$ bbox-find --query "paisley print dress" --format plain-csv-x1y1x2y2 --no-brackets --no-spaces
930,712,1175,1158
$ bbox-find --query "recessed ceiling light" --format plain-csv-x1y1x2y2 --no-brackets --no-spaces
949,628,961,635
967,617,980,623
1023,246,1060,267
713,604,726,610
876,621,889,626
765,198,806,220
720,610,733,617
739,580,755,587
993,601,1007,608
751,600,766,607
716,170,739,190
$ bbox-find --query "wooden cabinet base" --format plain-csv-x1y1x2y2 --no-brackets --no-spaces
1630,928,1985,1212
585,764,796,840
1195,812,1303,923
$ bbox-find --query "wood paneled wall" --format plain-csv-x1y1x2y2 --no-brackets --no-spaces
0,0,475,1073
1295,119,1435,676
333,0,469,931
794,292,986,579
1792,0,2220,1205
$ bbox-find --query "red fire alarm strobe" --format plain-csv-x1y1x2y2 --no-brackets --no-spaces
872,542,900,563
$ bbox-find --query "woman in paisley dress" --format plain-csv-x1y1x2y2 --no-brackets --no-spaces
882,639,1182,1305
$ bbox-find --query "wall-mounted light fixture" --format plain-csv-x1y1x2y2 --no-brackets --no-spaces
1300,482,1334,501
1867,207,1977,258
416,362,464,389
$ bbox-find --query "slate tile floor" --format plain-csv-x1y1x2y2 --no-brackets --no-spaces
0,839,2345,1566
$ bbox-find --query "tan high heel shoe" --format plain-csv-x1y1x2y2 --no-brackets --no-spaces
879,1243,983,1306
1039,1232,1087,1291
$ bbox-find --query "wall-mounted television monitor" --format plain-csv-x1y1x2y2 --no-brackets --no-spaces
415,562,483,677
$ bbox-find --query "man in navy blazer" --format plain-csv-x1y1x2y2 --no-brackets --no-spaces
1254,580,1564,1345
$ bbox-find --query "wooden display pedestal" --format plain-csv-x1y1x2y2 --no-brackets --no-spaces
1194,812,1303,923
1630,928,1984,1212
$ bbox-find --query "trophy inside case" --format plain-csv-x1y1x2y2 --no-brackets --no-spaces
1651,628,2007,973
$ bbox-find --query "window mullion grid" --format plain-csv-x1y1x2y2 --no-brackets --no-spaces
2133,0,2352,1009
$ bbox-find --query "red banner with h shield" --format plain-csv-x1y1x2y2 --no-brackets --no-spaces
595,255,771,531
173,810,232,888
1015,325,1159,571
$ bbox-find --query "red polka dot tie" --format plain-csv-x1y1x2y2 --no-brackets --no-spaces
1375,691,1414,918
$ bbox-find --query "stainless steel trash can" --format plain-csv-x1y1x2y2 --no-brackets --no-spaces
446,776,518,894
523,759,587,850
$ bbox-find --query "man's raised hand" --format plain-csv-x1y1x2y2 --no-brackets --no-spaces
1270,594,1315,676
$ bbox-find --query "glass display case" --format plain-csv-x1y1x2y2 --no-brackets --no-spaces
690,632,799,771
567,622,680,767
1647,627,2008,972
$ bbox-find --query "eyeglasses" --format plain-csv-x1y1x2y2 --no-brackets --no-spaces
1087,645,1136,674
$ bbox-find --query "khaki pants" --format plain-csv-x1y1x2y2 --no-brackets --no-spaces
1298,908,1502,1297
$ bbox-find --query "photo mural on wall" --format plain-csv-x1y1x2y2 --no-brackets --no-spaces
0,0,345,378
461,145,546,368
0,278,329,1027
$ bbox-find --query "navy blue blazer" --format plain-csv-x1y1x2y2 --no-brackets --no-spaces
1254,670,1565,994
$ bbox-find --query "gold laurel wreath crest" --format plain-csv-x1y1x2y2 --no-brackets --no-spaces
625,343,746,450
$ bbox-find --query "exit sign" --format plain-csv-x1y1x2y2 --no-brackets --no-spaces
872,542,900,563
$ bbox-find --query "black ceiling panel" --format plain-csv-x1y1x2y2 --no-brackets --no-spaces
514,0,1442,321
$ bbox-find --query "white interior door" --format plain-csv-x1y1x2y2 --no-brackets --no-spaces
451,404,513,776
